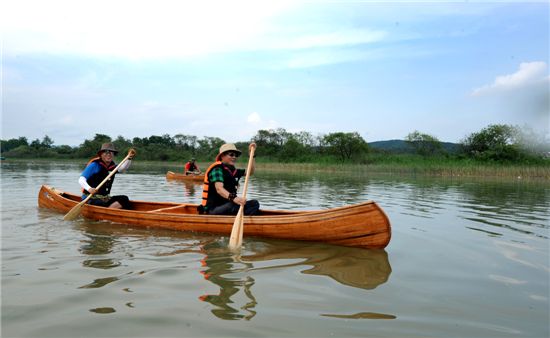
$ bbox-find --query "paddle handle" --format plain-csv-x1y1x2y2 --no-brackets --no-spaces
240,146,255,201
228,145,255,250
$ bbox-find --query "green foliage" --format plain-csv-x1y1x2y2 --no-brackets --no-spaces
459,124,547,162
1,124,548,166
322,132,369,162
1,136,29,152
405,131,444,156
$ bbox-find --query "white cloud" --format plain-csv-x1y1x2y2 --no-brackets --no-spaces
2,0,298,59
2,0,388,61
247,112,261,124
472,61,549,96
471,61,550,135
259,29,387,51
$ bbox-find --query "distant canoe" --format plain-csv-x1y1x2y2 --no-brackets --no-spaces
166,171,204,182
38,185,391,249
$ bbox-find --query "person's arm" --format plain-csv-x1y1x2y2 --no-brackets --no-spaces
79,162,98,194
117,149,136,173
79,176,95,194
117,159,132,173
214,182,245,206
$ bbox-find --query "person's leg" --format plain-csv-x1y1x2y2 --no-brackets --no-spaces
108,195,131,209
244,200,260,215
208,202,240,215
87,198,109,207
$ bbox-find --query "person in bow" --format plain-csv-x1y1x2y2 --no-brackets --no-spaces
78,142,136,209
199,143,260,215
184,158,202,175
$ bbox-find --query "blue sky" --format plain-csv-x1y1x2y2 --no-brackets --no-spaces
2,1,549,146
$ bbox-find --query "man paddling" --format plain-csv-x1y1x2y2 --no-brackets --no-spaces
198,143,260,215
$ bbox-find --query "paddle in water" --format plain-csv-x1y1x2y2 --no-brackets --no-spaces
228,145,256,250
63,149,136,221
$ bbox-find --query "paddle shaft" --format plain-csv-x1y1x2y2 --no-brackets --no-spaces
63,152,133,220
228,146,256,250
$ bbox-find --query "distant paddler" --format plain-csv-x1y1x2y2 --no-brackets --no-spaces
184,158,202,176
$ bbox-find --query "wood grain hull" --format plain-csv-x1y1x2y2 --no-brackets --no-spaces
38,185,391,249
166,171,204,182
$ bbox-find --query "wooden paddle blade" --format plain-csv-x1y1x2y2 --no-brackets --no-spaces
228,207,244,250
63,201,85,221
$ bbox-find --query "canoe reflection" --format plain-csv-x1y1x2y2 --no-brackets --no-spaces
241,241,392,290
198,240,392,321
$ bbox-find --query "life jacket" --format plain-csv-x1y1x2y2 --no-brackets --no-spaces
199,161,240,213
186,161,197,172
82,157,117,196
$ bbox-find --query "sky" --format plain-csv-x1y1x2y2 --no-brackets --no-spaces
2,0,549,146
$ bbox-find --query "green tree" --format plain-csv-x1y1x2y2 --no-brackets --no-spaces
322,132,368,162
405,130,444,156
174,134,198,152
1,137,29,153
77,134,111,158
197,136,225,160
41,135,54,148
461,124,521,161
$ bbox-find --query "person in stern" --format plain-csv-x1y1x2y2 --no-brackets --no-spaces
184,158,202,175
78,143,136,209
198,142,260,216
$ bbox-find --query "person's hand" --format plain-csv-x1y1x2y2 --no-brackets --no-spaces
128,148,137,159
233,196,246,206
88,187,98,194
249,142,257,154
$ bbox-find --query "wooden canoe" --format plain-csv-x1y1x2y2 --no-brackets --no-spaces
166,171,204,182
37,185,391,249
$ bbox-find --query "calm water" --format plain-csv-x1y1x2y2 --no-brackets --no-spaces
1,161,549,338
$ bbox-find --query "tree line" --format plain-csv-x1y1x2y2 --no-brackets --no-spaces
1,124,548,164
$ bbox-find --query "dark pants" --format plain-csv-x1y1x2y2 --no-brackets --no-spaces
207,200,260,216
86,195,131,209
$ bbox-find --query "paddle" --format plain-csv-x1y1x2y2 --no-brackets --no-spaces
228,145,256,250
63,149,135,221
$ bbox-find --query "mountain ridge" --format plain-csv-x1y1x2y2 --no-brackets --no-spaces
368,139,460,153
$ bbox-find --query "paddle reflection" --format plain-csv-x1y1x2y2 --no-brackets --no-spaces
198,242,257,320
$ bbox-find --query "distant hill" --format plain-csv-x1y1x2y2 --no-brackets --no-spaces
368,139,460,154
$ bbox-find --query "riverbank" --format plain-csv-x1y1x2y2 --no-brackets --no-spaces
4,157,549,179
253,162,550,179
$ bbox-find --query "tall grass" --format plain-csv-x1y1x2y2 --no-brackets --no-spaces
255,155,550,179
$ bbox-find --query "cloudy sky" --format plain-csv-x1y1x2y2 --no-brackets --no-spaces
2,0,549,146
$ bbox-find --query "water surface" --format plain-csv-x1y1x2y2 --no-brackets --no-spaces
2,161,548,337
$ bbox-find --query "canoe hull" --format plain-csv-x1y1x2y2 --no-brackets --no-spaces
166,171,204,182
38,185,391,249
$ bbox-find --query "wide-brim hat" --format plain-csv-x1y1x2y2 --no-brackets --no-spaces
216,143,241,161
97,142,118,156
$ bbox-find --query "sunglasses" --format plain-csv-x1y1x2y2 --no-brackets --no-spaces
225,152,240,158
103,150,116,155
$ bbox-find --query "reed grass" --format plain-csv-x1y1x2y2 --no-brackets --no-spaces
256,160,550,179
